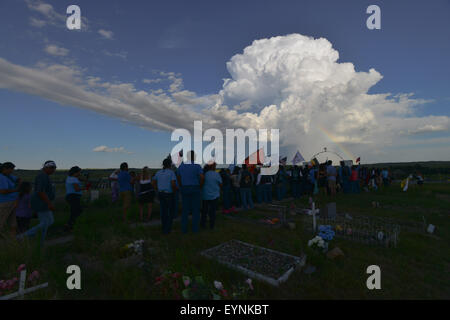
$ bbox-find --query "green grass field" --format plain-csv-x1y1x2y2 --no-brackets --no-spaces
1,182,449,300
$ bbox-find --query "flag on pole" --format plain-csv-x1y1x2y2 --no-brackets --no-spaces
356,157,361,164
292,150,305,165
244,148,265,173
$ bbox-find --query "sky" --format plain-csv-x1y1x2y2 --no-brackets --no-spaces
0,0,449,169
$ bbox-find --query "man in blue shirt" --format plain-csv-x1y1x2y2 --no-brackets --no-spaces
117,162,134,222
201,162,222,229
0,162,20,236
176,151,204,233
153,158,178,234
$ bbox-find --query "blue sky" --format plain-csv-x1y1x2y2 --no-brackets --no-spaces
0,0,449,169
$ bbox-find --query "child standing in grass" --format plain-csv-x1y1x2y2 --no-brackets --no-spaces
14,182,33,234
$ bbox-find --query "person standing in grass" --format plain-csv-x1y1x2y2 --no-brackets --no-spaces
117,162,134,223
201,162,222,229
326,160,337,196
109,169,120,203
259,171,273,204
14,181,33,234
254,167,263,204
64,166,88,232
381,168,390,187
238,164,254,210
0,162,20,237
153,158,177,234
220,168,232,214
230,167,241,210
138,167,155,222
177,151,204,234
171,163,181,218
350,165,360,193
19,161,56,243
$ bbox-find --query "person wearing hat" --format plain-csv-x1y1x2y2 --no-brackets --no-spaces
0,162,20,236
18,161,57,243
65,166,88,232
152,158,178,234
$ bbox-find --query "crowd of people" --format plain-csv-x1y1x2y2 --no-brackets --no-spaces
0,153,399,242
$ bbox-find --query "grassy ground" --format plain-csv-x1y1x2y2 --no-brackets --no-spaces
1,183,449,299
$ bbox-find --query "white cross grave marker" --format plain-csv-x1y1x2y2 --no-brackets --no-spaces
306,202,320,232
0,269,48,300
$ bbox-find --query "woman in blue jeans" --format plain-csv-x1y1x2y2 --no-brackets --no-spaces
19,161,57,244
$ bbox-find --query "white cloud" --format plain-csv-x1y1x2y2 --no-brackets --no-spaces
98,29,114,40
44,44,69,56
103,50,127,59
0,33,448,162
29,17,47,28
93,145,133,154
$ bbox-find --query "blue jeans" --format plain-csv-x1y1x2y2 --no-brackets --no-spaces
222,185,232,210
256,184,263,203
173,190,180,218
232,186,241,207
21,210,54,243
201,198,218,229
291,181,301,198
240,188,254,210
276,183,286,200
181,185,201,233
159,192,175,234
351,180,360,193
262,184,272,203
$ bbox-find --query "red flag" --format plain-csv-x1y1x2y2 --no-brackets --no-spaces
244,148,265,166
356,157,361,163
244,148,265,174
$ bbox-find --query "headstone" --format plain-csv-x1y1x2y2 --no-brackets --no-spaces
90,190,99,202
321,203,336,219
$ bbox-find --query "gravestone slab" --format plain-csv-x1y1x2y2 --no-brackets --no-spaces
320,203,336,219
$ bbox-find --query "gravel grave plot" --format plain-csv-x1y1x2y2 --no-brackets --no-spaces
201,240,306,286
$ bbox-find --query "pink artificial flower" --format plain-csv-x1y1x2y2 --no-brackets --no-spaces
17,264,26,273
183,278,190,287
245,278,254,290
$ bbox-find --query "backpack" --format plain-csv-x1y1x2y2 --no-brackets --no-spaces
240,170,252,188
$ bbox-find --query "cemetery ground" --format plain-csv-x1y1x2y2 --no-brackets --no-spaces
1,182,449,299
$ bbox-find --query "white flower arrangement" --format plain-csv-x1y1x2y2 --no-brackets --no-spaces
126,239,145,255
307,236,328,251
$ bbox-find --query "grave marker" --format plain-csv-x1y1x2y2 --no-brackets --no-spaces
0,269,48,300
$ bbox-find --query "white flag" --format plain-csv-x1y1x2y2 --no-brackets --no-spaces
292,150,305,165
